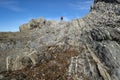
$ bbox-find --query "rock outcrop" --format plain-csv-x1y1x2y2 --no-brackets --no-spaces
0,0,120,80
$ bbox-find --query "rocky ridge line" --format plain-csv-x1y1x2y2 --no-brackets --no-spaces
0,0,120,80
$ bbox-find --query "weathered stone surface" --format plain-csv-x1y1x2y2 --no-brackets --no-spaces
0,75,4,79
0,0,120,80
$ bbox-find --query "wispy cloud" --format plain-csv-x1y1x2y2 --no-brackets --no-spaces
69,0,93,10
0,0,22,12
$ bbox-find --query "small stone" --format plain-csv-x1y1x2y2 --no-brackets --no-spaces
0,75,4,79
11,78,17,80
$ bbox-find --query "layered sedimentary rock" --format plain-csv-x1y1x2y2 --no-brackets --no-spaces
0,0,120,80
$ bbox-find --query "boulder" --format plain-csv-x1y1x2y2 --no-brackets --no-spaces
19,18,46,32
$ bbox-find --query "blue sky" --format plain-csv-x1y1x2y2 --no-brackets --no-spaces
0,0,93,32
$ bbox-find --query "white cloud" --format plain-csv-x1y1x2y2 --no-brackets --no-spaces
0,0,22,12
68,0,93,10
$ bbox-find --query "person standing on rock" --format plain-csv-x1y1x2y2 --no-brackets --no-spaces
43,20,46,25
60,16,63,21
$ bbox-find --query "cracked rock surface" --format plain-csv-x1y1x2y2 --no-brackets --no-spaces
0,0,120,80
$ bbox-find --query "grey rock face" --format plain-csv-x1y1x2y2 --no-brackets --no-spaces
0,0,120,80
94,0,119,3
76,0,120,79
66,0,120,79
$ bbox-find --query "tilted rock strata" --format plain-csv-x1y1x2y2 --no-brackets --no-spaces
0,0,120,80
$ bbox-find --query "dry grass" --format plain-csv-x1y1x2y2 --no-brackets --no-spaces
0,46,80,80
